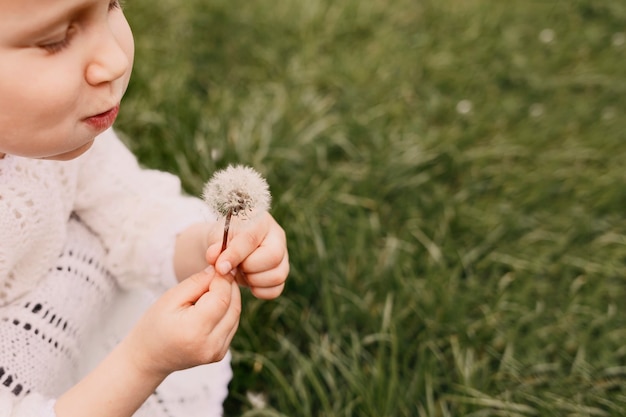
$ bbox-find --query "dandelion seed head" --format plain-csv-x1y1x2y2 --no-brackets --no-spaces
202,165,271,219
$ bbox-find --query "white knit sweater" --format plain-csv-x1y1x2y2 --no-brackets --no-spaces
0,129,231,416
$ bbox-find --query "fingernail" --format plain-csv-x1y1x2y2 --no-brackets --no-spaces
217,261,232,275
204,265,215,274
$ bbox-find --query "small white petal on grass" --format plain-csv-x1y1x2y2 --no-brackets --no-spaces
210,148,223,161
539,28,555,44
601,107,616,121
529,103,545,118
246,391,268,409
456,99,473,115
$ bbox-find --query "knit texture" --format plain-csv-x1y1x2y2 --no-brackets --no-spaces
0,128,214,306
0,129,230,416
0,217,117,399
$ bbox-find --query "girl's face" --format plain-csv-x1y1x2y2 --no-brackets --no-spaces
0,0,134,160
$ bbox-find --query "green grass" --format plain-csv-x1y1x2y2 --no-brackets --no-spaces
117,0,626,415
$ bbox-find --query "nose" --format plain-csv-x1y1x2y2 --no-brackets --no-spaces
85,25,132,86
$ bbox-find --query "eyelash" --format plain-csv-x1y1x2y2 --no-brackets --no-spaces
40,0,123,54
41,31,74,54
109,0,123,11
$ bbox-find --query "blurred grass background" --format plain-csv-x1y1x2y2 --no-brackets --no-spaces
117,0,626,415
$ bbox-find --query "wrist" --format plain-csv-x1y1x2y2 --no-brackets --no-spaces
174,222,214,280
55,335,166,417
118,328,170,382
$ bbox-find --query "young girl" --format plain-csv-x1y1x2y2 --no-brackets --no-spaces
0,0,289,416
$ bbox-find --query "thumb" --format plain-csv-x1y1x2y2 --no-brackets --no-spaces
205,218,228,265
163,266,216,307
205,242,222,266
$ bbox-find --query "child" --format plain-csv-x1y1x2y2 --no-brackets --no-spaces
0,0,289,416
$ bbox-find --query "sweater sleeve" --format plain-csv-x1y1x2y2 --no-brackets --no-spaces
73,128,213,292
0,392,56,417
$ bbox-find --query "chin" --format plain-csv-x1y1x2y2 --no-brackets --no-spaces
42,141,95,161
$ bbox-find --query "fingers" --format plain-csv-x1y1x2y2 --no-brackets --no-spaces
241,251,290,299
129,266,241,374
249,282,286,300
162,267,214,307
213,211,274,275
217,213,288,276
214,280,241,351
204,211,289,300
239,224,287,274
193,272,241,361
194,268,240,326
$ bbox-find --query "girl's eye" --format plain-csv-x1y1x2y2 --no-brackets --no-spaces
40,34,73,54
39,25,77,54
39,1,122,54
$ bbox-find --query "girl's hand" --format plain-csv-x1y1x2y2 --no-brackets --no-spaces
56,267,239,417
206,211,289,300
125,266,241,378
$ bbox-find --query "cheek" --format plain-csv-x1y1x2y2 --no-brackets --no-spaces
0,58,82,151
110,18,135,97
0,66,71,124
16,72,79,120
5,50,80,99
123,40,135,89
113,14,135,72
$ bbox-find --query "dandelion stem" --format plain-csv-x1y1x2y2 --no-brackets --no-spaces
221,209,233,253
219,208,248,285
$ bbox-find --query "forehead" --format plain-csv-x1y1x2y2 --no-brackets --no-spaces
0,0,99,40
0,0,87,16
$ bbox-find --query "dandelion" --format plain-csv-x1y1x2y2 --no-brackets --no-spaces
202,165,271,253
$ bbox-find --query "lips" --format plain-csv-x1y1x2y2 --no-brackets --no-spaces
84,104,120,131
